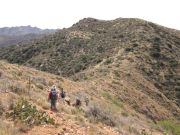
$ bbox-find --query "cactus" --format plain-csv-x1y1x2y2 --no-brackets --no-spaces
6,99,55,126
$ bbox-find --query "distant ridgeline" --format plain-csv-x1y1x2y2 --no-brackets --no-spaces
0,25,56,46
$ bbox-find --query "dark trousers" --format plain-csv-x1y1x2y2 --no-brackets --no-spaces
51,100,57,111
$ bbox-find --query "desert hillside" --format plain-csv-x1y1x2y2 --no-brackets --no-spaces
0,18,179,107
0,18,180,135
0,60,170,135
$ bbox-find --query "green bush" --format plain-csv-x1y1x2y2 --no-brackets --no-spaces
104,58,113,65
151,52,160,58
169,60,178,67
6,99,55,126
125,47,133,52
74,63,83,73
159,120,180,135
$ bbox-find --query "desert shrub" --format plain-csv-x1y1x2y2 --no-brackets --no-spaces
133,43,139,47
9,84,24,94
121,112,129,117
0,71,2,77
71,73,88,81
95,58,102,64
17,71,23,76
176,91,180,102
0,101,4,116
167,44,172,49
169,60,178,67
125,47,133,52
74,115,85,123
112,80,121,85
71,108,84,115
74,63,84,73
153,37,161,43
85,105,116,127
140,129,151,135
158,120,180,135
151,52,160,58
97,46,104,53
71,75,80,81
104,58,113,65
6,99,55,126
128,126,139,134
80,55,89,63
175,86,180,91
113,70,121,78
102,92,123,108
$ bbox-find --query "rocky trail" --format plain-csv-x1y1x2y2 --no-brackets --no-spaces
26,107,120,135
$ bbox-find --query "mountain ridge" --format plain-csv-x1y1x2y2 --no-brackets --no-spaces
0,17,180,135
0,25,55,36
0,25,56,46
0,17,179,122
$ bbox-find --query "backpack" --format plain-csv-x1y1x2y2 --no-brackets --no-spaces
50,90,57,100
60,91,65,98
76,98,81,106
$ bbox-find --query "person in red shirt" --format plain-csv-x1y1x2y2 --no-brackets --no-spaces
48,85,58,111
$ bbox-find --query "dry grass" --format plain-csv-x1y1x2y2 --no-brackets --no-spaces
85,105,116,127
0,120,20,135
0,60,178,135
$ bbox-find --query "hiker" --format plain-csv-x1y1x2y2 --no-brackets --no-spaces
65,96,71,106
48,85,58,111
84,97,89,106
60,88,66,104
72,97,81,107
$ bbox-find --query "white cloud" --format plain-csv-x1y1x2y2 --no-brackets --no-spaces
0,0,179,30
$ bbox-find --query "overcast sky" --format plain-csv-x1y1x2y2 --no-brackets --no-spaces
0,0,179,30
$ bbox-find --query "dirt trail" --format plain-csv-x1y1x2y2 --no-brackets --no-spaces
0,93,161,135
26,110,120,135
